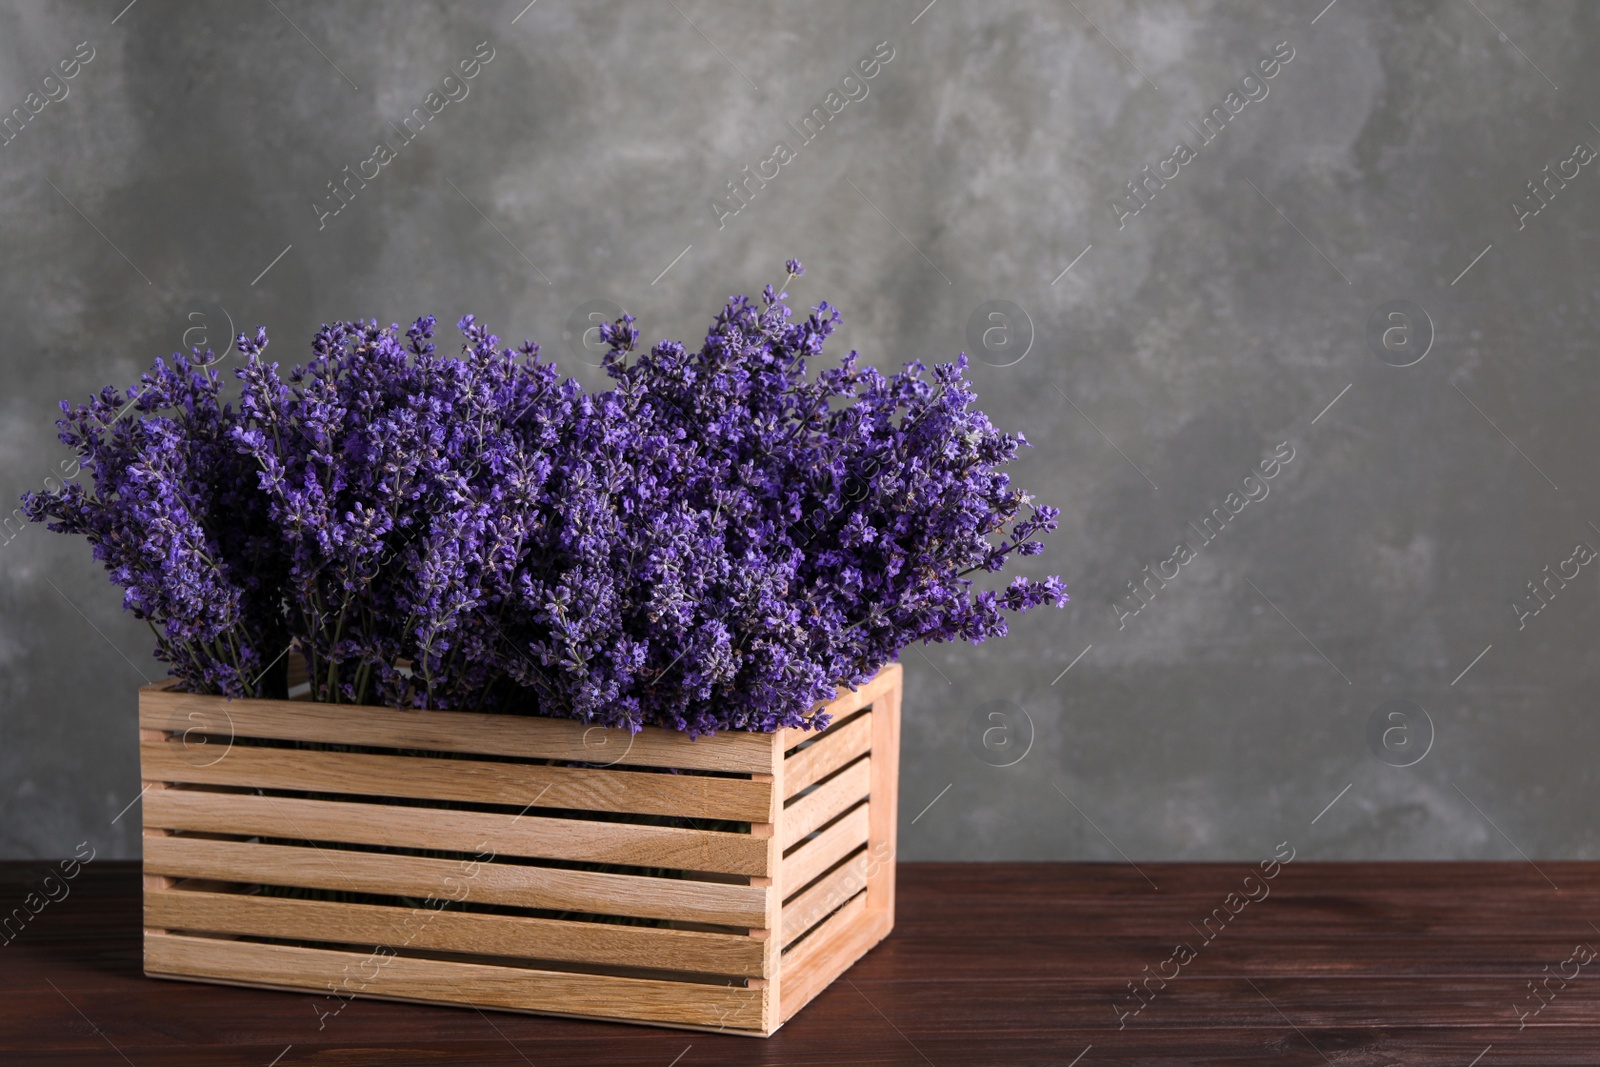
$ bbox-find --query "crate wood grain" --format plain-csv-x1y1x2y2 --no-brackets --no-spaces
139,663,902,1036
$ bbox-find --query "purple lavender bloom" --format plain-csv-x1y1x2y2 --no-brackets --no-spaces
22,355,292,697
23,263,1066,733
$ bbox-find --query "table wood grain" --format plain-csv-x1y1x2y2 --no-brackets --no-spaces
3,860,1598,1065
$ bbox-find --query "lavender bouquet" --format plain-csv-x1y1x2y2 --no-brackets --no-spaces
24,262,1065,735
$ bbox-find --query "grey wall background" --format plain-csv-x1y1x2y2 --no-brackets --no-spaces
2,0,1598,864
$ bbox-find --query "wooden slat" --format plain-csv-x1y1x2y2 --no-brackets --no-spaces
140,684,776,774
759,719,785,982
143,836,769,929
781,854,868,946
144,789,770,877
146,887,768,978
139,727,175,930
780,758,871,851
783,712,872,800
783,805,870,896
778,892,887,1025
140,738,773,823
865,663,901,930
145,933,770,1034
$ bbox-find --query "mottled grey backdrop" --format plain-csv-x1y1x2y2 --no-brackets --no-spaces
2,0,1597,863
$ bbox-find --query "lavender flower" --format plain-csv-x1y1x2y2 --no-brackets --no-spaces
23,262,1066,733
22,354,291,696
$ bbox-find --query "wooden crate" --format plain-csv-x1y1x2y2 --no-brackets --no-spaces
137,663,901,1037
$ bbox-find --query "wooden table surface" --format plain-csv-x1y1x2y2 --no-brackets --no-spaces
4,860,1599,1065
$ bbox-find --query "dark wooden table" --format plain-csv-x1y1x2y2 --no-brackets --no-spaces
4,860,1599,1065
